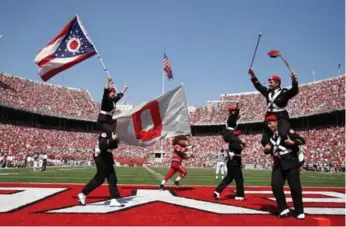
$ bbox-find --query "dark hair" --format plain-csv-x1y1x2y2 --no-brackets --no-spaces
172,135,188,146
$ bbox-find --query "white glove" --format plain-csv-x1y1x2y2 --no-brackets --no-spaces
94,148,101,157
185,151,193,157
298,150,304,162
228,152,235,159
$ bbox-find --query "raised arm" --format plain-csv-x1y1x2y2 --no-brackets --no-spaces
248,68,269,97
121,83,128,94
285,72,299,99
105,76,112,89
103,76,112,99
113,83,128,103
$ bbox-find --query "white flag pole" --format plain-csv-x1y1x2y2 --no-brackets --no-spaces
76,14,116,90
160,53,165,153
162,51,166,95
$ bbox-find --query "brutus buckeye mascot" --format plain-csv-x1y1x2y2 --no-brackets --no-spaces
159,135,194,189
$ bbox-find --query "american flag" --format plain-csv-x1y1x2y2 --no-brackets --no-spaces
34,16,96,82
163,53,173,80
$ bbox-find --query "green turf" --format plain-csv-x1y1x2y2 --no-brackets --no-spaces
0,166,344,187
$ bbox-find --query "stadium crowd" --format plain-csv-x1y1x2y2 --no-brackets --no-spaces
189,76,345,124
0,73,345,172
0,123,344,172
1,73,344,124
0,73,98,120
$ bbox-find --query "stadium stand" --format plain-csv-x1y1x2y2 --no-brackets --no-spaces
0,73,98,120
1,72,344,123
0,123,344,172
0,73,345,172
189,75,345,125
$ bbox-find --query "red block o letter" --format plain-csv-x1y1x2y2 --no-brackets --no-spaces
132,100,163,142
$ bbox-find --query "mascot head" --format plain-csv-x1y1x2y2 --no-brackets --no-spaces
172,135,191,147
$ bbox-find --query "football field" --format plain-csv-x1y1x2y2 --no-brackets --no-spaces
0,166,344,187
0,166,345,226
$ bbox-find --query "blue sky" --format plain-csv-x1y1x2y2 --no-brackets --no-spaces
0,0,344,106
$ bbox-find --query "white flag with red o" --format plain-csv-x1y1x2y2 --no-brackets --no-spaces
113,85,191,147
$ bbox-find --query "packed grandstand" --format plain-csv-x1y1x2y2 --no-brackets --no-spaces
0,72,345,172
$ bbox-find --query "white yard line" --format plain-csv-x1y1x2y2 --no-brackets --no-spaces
0,181,344,189
0,175,155,180
143,165,174,185
47,167,91,172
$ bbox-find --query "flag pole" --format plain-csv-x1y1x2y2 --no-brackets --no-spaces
161,53,165,154
76,14,116,89
162,51,166,95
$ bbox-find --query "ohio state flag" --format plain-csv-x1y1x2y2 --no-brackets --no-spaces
113,85,191,147
34,16,96,82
